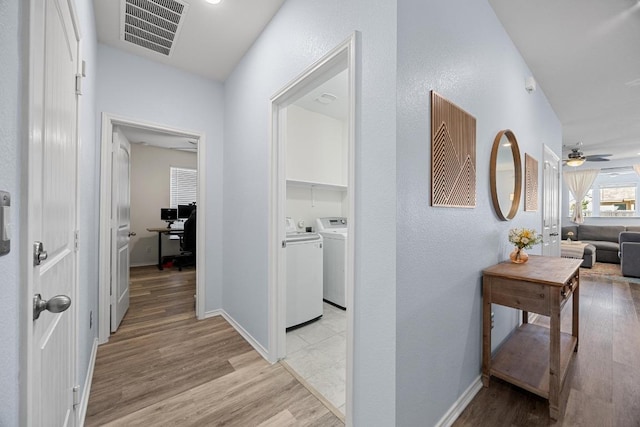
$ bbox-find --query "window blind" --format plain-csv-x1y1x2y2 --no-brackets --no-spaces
170,167,197,208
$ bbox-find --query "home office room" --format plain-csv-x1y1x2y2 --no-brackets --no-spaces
106,123,200,332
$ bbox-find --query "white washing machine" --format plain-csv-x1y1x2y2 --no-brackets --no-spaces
315,217,347,309
285,218,323,329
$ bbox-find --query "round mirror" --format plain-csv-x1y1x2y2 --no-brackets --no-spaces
490,129,522,221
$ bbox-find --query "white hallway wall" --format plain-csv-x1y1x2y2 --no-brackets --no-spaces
75,0,100,410
0,0,22,423
223,0,397,424
396,0,562,425
96,44,224,311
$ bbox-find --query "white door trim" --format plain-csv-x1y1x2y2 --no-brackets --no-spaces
268,33,357,425
98,113,206,344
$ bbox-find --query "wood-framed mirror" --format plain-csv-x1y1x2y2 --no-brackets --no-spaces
490,129,522,221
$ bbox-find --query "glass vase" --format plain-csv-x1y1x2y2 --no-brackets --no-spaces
510,247,528,264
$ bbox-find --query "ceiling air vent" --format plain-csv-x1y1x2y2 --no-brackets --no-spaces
121,0,189,56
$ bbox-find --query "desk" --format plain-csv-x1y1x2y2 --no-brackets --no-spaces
146,227,184,270
482,255,582,420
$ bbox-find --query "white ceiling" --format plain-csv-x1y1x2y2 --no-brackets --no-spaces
94,0,286,81
96,0,640,164
489,0,640,163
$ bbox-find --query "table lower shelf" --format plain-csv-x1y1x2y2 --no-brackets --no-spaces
490,323,577,399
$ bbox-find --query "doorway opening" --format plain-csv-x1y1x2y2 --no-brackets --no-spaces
98,114,206,343
269,34,356,421
542,144,561,257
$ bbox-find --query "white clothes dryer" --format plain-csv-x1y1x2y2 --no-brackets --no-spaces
315,217,347,309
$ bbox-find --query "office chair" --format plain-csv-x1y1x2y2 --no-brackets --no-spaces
174,209,196,271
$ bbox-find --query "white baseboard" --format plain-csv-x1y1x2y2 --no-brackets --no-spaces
204,309,270,362
130,262,157,268
203,309,223,319
78,337,99,426
435,376,483,427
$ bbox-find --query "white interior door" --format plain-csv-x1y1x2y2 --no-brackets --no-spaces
542,145,561,256
29,0,79,424
111,129,131,331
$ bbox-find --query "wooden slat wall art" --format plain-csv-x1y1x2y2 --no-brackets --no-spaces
431,91,477,207
525,153,538,211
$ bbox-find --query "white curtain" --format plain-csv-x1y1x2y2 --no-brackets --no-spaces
563,169,600,223
633,164,640,177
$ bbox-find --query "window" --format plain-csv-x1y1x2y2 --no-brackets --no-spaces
599,185,636,217
170,167,197,208
566,167,640,218
569,189,593,219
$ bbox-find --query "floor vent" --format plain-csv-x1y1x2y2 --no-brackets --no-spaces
121,0,188,56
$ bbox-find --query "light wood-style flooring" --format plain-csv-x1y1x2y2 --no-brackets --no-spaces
85,266,343,426
454,267,640,426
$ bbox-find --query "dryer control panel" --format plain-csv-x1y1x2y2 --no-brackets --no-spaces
316,217,347,232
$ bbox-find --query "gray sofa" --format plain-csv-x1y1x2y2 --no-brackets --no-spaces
561,225,640,264
620,232,640,278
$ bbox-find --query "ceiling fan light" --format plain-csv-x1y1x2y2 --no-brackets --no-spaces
566,158,585,167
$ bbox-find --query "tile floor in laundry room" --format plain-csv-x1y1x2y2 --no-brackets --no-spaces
285,302,347,414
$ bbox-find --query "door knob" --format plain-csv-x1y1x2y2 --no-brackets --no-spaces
550,232,559,236
128,232,137,237
33,294,71,320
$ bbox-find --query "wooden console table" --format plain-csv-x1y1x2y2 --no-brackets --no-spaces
482,255,582,420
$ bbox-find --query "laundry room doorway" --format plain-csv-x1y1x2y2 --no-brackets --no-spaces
268,34,356,421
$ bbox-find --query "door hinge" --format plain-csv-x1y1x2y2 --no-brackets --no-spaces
75,74,82,95
73,385,80,408
74,230,79,251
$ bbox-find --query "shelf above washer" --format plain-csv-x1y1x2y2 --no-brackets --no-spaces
286,179,347,191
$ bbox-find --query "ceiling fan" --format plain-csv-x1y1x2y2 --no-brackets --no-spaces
562,143,612,167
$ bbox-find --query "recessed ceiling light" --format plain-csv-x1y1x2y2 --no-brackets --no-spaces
315,93,337,105
205,0,222,4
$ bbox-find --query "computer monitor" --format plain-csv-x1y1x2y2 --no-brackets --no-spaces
178,204,196,219
160,208,178,222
